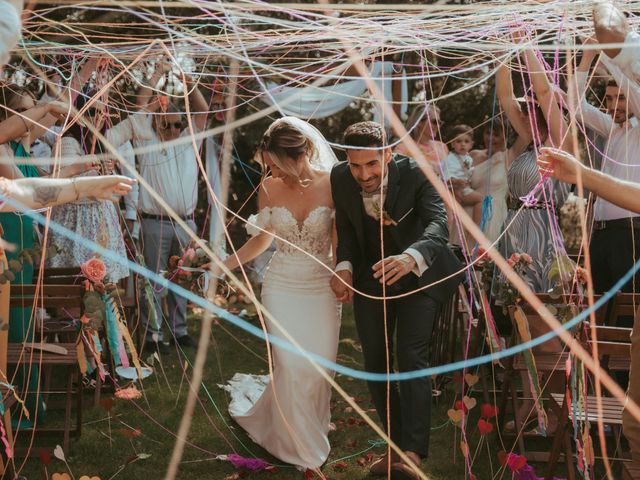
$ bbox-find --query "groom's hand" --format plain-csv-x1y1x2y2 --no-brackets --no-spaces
331,270,353,303
373,254,416,285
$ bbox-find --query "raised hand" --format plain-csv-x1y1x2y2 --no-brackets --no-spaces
80,175,135,201
536,147,583,184
593,1,628,58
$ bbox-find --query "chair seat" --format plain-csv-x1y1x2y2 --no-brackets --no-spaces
513,352,570,372
623,460,640,480
7,343,77,365
549,393,624,425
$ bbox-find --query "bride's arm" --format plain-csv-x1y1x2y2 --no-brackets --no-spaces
211,185,273,274
223,232,273,272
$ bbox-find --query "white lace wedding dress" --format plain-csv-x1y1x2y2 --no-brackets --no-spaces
221,205,341,469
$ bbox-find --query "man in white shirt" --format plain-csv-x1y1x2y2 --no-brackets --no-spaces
572,27,640,297
578,1,640,469
108,72,208,354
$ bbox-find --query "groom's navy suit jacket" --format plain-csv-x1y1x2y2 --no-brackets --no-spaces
331,154,463,303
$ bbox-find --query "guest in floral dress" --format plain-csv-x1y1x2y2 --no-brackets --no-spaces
46,97,129,283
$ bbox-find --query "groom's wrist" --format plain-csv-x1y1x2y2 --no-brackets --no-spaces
335,260,353,274
404,248,428,276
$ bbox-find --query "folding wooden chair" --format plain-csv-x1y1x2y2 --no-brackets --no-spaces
7,284,84,453
498,294,605,463
545,326,631,480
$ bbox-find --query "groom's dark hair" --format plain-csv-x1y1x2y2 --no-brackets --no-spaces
343,121,386,148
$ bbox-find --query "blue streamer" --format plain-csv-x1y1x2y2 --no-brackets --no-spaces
3,195,637,382
104,295,123,367
478,194,493,233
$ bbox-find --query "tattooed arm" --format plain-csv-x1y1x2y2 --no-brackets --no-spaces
0,175,135,211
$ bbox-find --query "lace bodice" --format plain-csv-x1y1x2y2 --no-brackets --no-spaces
246,206,334,259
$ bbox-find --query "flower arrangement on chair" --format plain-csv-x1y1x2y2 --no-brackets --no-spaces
77,257,144,387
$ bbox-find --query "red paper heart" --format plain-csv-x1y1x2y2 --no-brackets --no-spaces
477,419,493,435
480,403,498,419
38,449,52,466
497,450,508,467
454,400,468,413
510,455,527,471
332,461,348,471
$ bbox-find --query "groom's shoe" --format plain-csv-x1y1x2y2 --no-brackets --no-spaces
389,451,422,480
369,451,400,476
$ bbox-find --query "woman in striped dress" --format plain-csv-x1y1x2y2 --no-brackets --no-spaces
496,46,572,293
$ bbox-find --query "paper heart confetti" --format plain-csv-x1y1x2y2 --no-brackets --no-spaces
498,451,527,472
477,419,493,435
454,400,468,413
447,408,463,425
53,445,66,462
38,449,52,466
462,396,477,410
52,474,71,480
464,373,479,387
460,440,469,458
79,476,101,480
480,403,498,419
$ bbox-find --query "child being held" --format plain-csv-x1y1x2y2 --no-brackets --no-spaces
443,124,483,224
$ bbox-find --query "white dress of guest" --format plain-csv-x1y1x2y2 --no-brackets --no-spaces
46,137,129,282
470,150,509,244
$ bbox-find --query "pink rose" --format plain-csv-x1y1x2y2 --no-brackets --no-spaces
507,259,515,267
184,248,197,262
509,253,521,264
521,253,533,264
81,258,107,283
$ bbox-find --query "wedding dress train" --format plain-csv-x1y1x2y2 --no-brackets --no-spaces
221,205,341,469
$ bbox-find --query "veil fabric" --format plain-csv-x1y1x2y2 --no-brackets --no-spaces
264,116,338,172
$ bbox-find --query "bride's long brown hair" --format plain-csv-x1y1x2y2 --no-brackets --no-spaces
258,121,315,182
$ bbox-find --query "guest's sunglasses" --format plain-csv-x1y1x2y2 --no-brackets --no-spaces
160,121,183,130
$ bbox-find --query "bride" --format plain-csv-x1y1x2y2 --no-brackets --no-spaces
216,117,341,469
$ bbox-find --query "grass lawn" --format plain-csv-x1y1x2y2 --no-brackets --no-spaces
11,304,617,479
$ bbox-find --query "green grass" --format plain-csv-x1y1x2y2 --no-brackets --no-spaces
10,305,618,479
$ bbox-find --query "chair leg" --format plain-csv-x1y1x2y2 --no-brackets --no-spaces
546,397,568,480
63,367,73,452
497,365,512,432
563,428,576,480
510,380,526,455
94,372,102,408
76,370,82,437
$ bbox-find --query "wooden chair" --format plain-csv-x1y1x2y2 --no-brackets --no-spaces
8,284,83,453
606,293,640,327
545,326,631,479
498,294,604,463
430,284,466,395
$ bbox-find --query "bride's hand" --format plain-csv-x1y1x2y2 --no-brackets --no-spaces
202,262,224,277
331,270,353,303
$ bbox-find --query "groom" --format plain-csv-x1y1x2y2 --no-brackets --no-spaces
330,121,462,479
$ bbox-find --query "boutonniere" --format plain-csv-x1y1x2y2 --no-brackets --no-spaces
372,201,397,226
371,203,413,227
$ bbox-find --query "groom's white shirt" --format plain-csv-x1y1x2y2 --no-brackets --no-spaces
335,174,428,277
